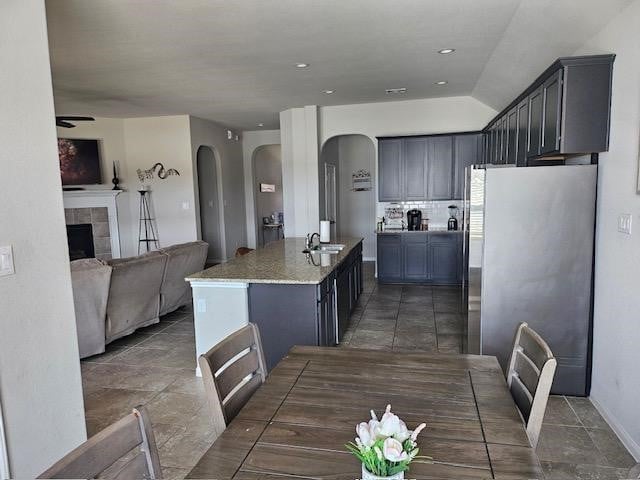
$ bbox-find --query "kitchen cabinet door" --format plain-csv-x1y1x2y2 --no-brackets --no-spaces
427,136,453,200
453,134,481,199
516,99,529,166
336,267,351,342
403,137,428,200
429,235,461,284
402,236,429,281
377,235,402,282
527,86,544,158
498,116,508,164
505,108,518,165
378,139,403,201
541,70,563,155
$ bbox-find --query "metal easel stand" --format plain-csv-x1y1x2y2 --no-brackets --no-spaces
138,190,159,254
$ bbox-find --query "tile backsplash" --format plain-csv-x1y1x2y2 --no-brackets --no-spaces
377,200,462,230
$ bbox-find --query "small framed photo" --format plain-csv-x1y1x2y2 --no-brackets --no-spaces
260,183,276,193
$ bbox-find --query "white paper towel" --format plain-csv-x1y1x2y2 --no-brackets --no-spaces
320,220,330,243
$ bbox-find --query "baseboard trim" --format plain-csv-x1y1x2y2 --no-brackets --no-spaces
590,395,640,462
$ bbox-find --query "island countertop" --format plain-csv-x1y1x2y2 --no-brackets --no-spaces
186,236,363,285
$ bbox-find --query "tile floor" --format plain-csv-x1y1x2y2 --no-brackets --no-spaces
80,261,638,479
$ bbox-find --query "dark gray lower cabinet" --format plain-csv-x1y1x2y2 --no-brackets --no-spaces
249,241,363,371
378,233,461,285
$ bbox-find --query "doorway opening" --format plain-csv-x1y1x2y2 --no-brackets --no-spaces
252,145,283,247
319,135,375,259
196,146,224,264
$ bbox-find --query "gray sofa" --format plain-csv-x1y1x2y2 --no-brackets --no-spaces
70,240,208,358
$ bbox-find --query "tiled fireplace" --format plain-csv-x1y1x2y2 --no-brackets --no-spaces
63,190,122,259
65,208,111,260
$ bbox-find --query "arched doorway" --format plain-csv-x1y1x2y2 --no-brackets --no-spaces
196,146,224,263
252,145,283,247
319,135,375,259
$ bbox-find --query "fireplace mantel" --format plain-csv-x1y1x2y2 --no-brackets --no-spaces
63,189,122,258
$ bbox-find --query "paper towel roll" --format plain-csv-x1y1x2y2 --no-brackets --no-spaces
320,220,330,243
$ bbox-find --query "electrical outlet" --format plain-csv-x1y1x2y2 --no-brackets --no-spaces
181,201,190,210
618,214,632,234
0,245,15,277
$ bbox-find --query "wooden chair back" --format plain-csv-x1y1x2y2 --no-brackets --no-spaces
199,323,267,434
38,406,161,479
235,247,254,257
506,322,557,448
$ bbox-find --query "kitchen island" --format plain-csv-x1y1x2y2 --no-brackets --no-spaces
187,237,363,371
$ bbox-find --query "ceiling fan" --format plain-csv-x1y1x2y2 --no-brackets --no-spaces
55,116,95,128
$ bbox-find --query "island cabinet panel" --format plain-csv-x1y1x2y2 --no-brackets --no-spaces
377,232,462,284
248,284,319,371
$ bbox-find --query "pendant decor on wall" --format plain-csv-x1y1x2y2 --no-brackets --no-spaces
352,169,372,191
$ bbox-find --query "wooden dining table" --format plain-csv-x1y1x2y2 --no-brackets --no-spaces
187,346,544,479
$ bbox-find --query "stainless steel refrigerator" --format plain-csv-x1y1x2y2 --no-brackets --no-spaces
463,164,597,396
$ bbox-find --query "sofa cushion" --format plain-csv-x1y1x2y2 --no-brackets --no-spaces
159,241,208,315
70,258,112,358
105,251,167,342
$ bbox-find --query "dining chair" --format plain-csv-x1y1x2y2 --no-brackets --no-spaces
506,322,557,448
199,322,267,435
38,406,161,479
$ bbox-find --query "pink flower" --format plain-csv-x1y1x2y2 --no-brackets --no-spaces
382,437,409,462
356,422,375,447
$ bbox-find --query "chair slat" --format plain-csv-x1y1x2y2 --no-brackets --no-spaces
509,374,533,421
514,349,540,396
39,414,142,478
217,349,261,400
207,325,255,372
224,373,263,423
520,328,552,371
111,452,150,480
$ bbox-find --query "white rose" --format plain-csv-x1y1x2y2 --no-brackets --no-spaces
382,437,409,463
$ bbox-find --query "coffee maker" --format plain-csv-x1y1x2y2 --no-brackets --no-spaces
407,209,422,231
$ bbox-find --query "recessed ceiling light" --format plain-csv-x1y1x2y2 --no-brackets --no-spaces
323,89,335,94
438,48,456,54
257,123,264,127
435,81,448,85
385,87,407,94
295,63,309,68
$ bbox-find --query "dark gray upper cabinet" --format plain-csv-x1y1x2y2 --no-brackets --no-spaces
453,134,482,200
505,107,518,165
541,70,563,155
378,139,403,201
527,86,544,158
516,99,529,166
484,55,614,161
403,137,428,200
426,136,453,200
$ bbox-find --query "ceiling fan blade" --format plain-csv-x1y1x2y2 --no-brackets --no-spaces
56,116,95,122
56,120,75,128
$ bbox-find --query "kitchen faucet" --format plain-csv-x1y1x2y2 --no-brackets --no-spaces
305,232,320,249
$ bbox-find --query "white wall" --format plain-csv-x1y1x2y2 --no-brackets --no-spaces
575,0,640,460
123,116,197,251
242,130,281,248
55,118,136,255
0,0,87,476
189,116,246,260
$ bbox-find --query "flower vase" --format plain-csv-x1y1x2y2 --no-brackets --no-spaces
361,465,404,480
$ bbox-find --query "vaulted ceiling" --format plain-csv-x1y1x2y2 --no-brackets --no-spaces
46,0,631,130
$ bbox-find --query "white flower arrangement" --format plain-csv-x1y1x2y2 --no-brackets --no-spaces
346,405,431,478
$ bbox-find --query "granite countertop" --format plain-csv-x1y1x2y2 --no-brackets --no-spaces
376,229,463,234
186,236,363,285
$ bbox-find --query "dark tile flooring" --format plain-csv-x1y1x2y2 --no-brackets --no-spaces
80,261,638,479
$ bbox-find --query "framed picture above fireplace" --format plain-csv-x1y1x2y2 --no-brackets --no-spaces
58,138,102,186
